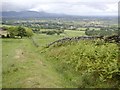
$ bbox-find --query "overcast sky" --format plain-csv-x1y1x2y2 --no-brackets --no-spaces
2,0,119,16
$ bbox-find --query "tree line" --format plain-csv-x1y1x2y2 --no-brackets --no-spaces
85,27,118,36
1,26,33,38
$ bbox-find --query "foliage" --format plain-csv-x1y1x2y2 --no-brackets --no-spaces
25,28,34,37
7,26,33,38
40,30,64,35
46,31,56,35
32,28,40,33
85,28,118,36
46,40,119,88
17,26,26,38
8,27,18,38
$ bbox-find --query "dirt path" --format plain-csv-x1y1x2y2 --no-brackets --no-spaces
15,49,24,59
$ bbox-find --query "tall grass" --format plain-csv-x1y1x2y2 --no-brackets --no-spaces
46,39,120,88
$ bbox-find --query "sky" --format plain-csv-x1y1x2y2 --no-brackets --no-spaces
2,0,120,16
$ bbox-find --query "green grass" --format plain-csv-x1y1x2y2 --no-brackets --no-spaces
0,39,2,88
64,30,85,37
32,29,85,47
2,38,68,88
2,29,119,88
32,34,64,47
0,25,14,28
2,29,85,88
77,28,87,31
40,29,85,36
89,28,100,30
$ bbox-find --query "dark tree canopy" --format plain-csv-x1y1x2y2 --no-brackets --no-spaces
7,26,33,38
17,26,26,38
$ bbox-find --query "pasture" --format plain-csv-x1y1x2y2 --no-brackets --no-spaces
2,29,85,88
2,29,119,88
32,29,85,47
2,38,67,88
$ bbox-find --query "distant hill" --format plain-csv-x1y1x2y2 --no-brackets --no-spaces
1,11,117,21
2,11,67,18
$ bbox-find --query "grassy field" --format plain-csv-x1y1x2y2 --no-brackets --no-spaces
40,29,85,37
64,30,85,37
2,29,119,88
32,29,85,47
0,39,2,88
2,38,68,88
2,30,85,88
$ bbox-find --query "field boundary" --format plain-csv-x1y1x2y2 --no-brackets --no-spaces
46,35,120,48
46,36,103,47
30,37,39,47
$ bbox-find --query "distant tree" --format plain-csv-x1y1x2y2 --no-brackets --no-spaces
86,28,89,31
6,34,10,38
17,26,26,38
8,27,18,38
85,28,90,36
1,35,5,38
46,31,55,35
56,31,60,35
7,26,33,38
25,28,34,38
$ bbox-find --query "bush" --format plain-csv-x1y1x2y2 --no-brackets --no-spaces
46,40,119,88
2,35,6,38
85,29,117,36
46,31,56,35
25,28,34,37
7,26,33,38
6,34,10,38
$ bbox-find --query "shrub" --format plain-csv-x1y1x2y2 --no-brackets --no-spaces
46,31,56,35
2,35,6,38
46,40,119,88
7,26,33,38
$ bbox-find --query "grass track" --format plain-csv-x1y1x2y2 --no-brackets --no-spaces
2,38,67,88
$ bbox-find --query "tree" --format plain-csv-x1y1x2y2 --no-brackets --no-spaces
56,31,60,35
46,31,55,35
8,27,18,38
17,26,26,38
7,26,33,38
25,28,34,38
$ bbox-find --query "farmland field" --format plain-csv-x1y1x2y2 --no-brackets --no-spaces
2,30,119,88
2,38,66,88
2,30,86,88
1,10,120,88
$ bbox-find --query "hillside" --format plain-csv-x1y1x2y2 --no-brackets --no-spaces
2,32,120,88
2,11,67,18
45,39,119,88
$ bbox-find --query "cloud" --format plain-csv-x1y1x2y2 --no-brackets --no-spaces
2,0,119,16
